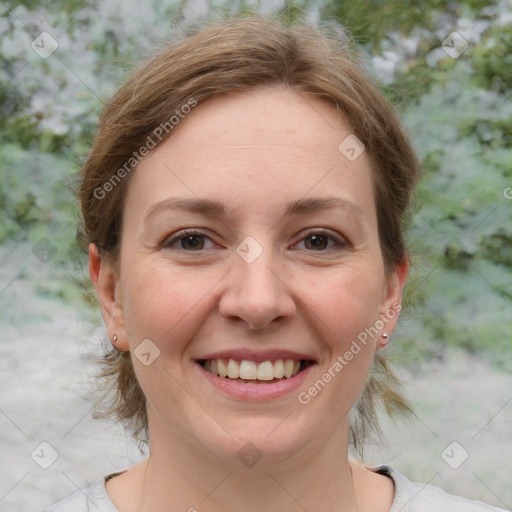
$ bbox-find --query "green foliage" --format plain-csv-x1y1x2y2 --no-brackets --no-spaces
3,0,89,12
471,23,512,93
397,25,512,371
321,0,495,52
0,0,510,371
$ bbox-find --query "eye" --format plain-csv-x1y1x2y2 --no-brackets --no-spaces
161,229,218,251
161,229,348,252
294,230,348,251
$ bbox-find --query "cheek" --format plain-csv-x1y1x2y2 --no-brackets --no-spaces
120,263,217,411
296,271,381,415
300,266,384,349
121,261,220,350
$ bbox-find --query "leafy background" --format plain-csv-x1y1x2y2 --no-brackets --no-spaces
2,0,510,366
0,0,511,510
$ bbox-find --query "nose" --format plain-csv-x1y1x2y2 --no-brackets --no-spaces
218,246,296,330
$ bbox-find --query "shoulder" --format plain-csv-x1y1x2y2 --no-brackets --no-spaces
371,464,508,512
39,471,124,512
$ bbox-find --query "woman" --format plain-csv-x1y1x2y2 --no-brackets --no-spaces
42,15,507,512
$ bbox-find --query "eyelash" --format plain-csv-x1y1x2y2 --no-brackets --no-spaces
161,229,349,252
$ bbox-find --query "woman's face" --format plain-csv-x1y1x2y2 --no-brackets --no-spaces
94,86,407,468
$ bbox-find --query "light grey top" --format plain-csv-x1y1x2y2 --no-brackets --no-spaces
40,464,508,511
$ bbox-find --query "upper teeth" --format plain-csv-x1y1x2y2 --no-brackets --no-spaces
203,359,302,380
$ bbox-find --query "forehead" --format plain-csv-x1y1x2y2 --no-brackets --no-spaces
125,86,376,225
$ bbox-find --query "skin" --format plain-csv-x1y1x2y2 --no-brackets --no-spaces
90,85,409,512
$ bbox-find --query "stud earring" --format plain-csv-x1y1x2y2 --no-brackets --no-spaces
380,333,389,347
112,334,122,351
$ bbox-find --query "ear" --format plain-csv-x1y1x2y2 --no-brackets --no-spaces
377,256,409,340
89,243,130,351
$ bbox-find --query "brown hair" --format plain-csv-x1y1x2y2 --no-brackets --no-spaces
77,14,421,455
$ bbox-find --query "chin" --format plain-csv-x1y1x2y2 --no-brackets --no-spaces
196,417,312,471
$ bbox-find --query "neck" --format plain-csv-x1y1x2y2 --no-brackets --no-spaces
131,418,362,512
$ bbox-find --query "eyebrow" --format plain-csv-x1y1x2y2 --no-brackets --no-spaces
144,196,366,224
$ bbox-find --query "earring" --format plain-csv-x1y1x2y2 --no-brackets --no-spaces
112,334,121,351
380,333,389,348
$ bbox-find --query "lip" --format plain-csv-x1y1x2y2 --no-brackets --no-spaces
195,359,316,401
197,349,317,363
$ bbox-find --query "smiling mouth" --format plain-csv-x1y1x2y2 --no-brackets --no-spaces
197,358,314,383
